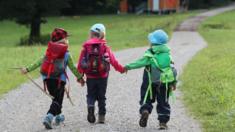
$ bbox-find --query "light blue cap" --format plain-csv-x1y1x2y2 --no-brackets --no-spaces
90,23,106,34
148,29,169,45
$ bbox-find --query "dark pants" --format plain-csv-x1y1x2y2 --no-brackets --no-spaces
139,69,171,123
45,79,65,116
86,77,108,115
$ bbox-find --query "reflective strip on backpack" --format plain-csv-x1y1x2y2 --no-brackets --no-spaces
143,68,153,104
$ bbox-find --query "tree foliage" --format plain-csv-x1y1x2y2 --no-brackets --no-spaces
0,0,70,44
62,0,120,15
127,0,143,12
188,0,232,9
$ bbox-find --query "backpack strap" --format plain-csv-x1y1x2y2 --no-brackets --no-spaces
144,49,163,71
144,49,175,103
143,68,153,104
99,42,107,55
143,50,156,104
103,43,107,53
84,45,88,60
43,80,47,92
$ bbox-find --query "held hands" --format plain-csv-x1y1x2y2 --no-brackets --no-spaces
124,68,128,74
121,67,128,74
77,78,85,87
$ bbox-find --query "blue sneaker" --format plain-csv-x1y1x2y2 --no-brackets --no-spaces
43,113,54,129
55,114,65,125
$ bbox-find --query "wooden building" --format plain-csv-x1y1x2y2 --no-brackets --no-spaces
120,0,128,13
120,0,180,14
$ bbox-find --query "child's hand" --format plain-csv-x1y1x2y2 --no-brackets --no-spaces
20,67,28,74
77,78,85,87
124,68,128,74
121,67,128,74
104,52,110,62
171,85,176,91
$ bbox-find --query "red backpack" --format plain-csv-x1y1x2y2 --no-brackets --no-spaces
40,42,68,78
80,43,110,75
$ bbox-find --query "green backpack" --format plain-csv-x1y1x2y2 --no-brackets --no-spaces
150,59,177,84
143,49,177,103
145,49,177,84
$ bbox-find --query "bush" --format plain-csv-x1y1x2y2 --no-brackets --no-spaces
19,34,50,46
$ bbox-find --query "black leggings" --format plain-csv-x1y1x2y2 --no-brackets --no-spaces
45,79,65,116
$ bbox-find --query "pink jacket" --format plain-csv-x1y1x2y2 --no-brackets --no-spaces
77,38,125,78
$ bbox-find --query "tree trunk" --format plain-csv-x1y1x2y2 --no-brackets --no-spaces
29,12,41,44
182,0,189,11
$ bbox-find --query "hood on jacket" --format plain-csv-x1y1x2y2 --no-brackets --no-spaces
83,38,107,47
151,45,170,54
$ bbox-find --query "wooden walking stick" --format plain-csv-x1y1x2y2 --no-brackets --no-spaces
25,74,54,99
10,67,54,99
65,86,75,106
64,77,75,106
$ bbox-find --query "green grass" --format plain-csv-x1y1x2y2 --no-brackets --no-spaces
0,46,45,94
180,10,235,132
1,14,196,49
0,13,196,96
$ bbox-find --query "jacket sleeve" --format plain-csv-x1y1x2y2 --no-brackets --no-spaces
26,56,44,72
125,56,151,70
67,53,83,80
77,47,86,74
107,47,125,73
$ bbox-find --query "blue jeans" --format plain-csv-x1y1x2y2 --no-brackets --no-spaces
86,77,108,115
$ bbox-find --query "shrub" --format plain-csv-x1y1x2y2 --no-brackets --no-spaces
19,34,50,45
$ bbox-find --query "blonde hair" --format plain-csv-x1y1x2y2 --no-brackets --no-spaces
89,31,105,40
56,38,69,44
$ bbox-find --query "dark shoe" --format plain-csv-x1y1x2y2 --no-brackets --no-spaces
98,115,105,124
87,107,96,123
159,123,168,130
139,110,149,127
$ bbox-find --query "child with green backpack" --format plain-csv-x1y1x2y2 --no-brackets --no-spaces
125,29,177,130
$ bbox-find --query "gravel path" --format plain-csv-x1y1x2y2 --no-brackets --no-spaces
1,5,235,132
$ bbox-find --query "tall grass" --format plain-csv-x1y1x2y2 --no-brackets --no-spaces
181,10,235,132
0,46,45,94
0,13,196,96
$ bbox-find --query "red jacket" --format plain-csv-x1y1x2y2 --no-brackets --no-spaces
77,38,125,78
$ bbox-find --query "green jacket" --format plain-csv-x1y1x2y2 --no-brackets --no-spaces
26,52,82,80
125,45,172,70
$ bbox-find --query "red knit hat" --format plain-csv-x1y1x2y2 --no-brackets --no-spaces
51,28,68,42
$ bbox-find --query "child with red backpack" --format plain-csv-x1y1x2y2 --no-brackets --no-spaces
77,23,125,124
21,28,84,129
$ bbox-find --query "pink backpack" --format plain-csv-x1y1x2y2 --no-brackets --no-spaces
80,43,110,76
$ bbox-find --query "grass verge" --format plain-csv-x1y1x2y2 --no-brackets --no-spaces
180,10,235,132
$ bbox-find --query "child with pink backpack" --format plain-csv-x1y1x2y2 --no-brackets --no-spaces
77,23,125,124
